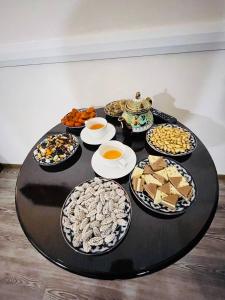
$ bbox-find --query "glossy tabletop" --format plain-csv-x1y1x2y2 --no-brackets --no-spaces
15,108,219,279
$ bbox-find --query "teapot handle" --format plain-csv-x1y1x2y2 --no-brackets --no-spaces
146,97,152,106
118,116,132,134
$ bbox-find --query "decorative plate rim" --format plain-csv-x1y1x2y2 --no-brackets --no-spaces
60,177,132,255
130,157,196,216
146,123,197,157
33,133,79,166
104,100,127,118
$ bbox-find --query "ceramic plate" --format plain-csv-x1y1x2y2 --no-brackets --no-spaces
80,123,116,145
61,177,132,255
33,133,79,166
91,145,136,179
104,100,126,118
130,158,196,216
146,123,197,156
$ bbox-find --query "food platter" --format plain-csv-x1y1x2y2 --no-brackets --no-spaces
104,100,126,118
61,107,97,129
61,177,132,255
146,123,197,156
130,156,196,216
33,133,79,166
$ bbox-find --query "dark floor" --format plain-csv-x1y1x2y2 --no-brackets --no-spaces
0,166,225,300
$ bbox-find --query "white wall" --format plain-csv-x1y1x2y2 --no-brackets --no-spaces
0,0,224,44
0,50,225,173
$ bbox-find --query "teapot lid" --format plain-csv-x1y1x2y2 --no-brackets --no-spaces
125,92,152,113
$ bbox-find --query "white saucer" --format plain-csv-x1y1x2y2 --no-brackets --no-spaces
80,123,116,145
91,145,137,179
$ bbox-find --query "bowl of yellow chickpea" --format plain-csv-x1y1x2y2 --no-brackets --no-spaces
146,124,197,156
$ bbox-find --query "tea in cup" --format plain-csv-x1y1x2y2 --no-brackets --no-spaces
85,117,107,138
98,141,127,168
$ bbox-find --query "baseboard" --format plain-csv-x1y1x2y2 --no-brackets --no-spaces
0,163,22,169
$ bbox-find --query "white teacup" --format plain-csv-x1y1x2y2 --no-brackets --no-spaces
98,141,127,168
85,117,107,138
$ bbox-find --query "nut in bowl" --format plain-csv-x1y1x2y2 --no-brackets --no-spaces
33,133,79,166
146,123,197,156
98,141,127,168
85,117,108,138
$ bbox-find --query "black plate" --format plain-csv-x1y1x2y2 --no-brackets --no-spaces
130,158,196,216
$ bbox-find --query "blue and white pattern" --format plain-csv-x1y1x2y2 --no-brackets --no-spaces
130,158,196,216
61,178,132,255
146,123,197,156
33,133,79,166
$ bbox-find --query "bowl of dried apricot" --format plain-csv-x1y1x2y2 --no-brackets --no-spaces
61,107,96,129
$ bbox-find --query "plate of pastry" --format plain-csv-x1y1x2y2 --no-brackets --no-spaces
33,133,79,166
146,124,197,156
130,155,196,216
61,177,132,255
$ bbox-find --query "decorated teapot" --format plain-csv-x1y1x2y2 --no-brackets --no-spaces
118,92,153,133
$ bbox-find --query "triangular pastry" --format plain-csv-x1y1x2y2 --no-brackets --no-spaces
132,177,144,192
155,169,168,181
132,167,143,178
165,166,182,178
158,182,170,194
148,155,161,165
161,194,179,210
154,189,167,204
143,164,154,175
177,176,189,188
169,183,182,196
144,183,157,199
144,174,162,186
169,176,182,188
177,185,192,199
153,173,165,184
151,157,167,171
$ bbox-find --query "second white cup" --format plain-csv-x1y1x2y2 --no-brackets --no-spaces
98,141,127,168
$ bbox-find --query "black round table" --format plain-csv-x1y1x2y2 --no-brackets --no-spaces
15,108,218,279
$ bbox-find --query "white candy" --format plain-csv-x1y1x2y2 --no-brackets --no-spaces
83,241,91,253
82,229,93,241
117,219,127,226
105,233,115,244
88,236,103,246
97,201,102,214
96,213,104,221
63,178,130,253
101,217,113,225
93,227,101,237
116,188,124,196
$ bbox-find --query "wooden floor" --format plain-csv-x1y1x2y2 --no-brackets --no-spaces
0,167,224,300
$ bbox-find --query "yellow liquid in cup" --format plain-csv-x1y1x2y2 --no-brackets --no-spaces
103,150,122,159
89,123,105,130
